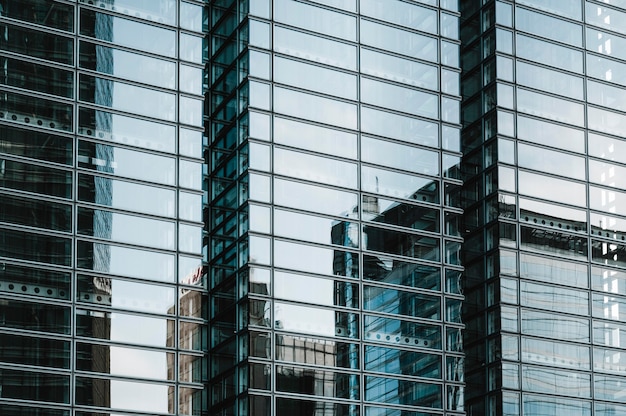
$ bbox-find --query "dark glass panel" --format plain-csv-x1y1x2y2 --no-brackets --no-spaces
0,262,71,300
276,365,359,399
1,193,71,231
0,23,74,64
364,345,441,379
75,376,171,412
364,285,441,320
0,298,70,333
277,397,358,416
179,353,206,383
0,332,70,368
363,225,440,262
1,56,73,98
0,0,74,31
0,159,72,198
0,228,72,266
0,124,72,165
0,368,69,403
0,404,68,416
365,376,441,408
363,197,440,233
363,254,441,291
0,90,73,131
520,225,588,260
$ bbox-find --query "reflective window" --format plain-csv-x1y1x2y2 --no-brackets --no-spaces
0,298,70,334
361,0,438,34
365,376,441,408
589,132,626,165
0,228,72,266
362,136,439,176
364,285,441,320
274,178,358,217
274,208,359,248
363,197,440,234
516,61,584,100
588,79,626,112
518,143,585,180
517,115,585,153
274,87,357,129
364,314,441,349
586,2,626,35
275,302,359,338
587,53,626,87
0,262,70,300
522,365,590,397
79,0,177,26
274,0,356,40
0,369,69,403
363,254,441,291
522,337,590,370
523,395,591,416
274,271,358,308
1,90,73,131
2,193,71,232
1,56,73,98
516,88,584,127
274,147,358,189
593,320,626,349
1,22,74,64
361,78,439,119
361,48,438,90
362,166,439,204
363,225,441,262
589,105,626,138
75,376,171,413
520,281,589,315
520,252,588,288
361,19,438,63
80,9,176,57
274,239,359,278
586,28,626,62
275,365,359,399
516,7,582,46
274,116,357,159
361,107,439,149
594,346,626,374
274,26,357,70
2,0,74,30
0,332,69,369
518,170,586,207
521,309,590,342
516,0,582,19
516,34,583,73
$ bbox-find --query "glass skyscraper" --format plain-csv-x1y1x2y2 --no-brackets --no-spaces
4,0,626,416
0,0,207,415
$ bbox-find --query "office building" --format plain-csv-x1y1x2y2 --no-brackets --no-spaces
4,1,626,416
208,0,463,415
0,0,207,415
461,1,626,415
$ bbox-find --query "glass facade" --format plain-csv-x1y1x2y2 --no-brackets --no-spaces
0,0,207,415
5,0,626,415
208,0,463,415
461,1,626,415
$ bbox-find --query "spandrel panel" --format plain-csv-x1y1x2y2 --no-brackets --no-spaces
361,78,439,120
274,0,357,41
276,365,359,399
363,254,441,291
364,345,441,379
0,369,69,404
364,285,441,320
274,26,357,70
79,41,176,89
76,275,176,315
274,208,359,248
274,271,359,308
76,342,174,381
78,108,176,153
522,337,590,370
276,336,360,369
274,56,357,100
274,147,358,189
1,56,73,98
79,75,176,121
363,197,440,234
360,19,438,63
274,239,359,278
0,333,70,369
1,90,73,132
78,140,176,185
361,136,439,176
362,166,439,204
365,376,442,408
517,143,585,180
518,170,586,207
80,9,176,57
361,48,438,91
0,298,70,334
521,309,590,343
274,87,357,129
0,262,70,300
0,125,72,165
77,240,175,282
78,173,176,217
275,301,359,339
0,228,72,266
361,107,439,149
364,314,441,349
1,23,74,64
274,178,358,217
75,376,171,413
274,116,358,159
363,225,440,262
361,0,437,33
2,193,72,232
516,34,583,73
515,6,582,47
75,309,174,348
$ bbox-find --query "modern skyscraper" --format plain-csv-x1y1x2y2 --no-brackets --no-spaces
4,1,626,416
461,1,626,415
208,0,463,415
0,1,207,415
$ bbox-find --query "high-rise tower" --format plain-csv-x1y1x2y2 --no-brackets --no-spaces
207,1,464,415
